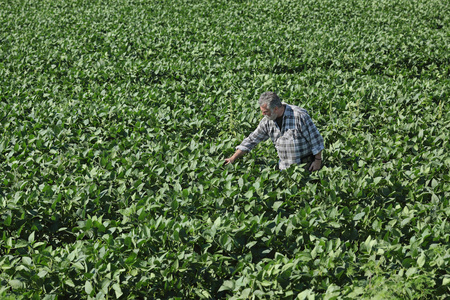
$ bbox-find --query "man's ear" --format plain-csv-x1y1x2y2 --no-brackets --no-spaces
274,106,281,115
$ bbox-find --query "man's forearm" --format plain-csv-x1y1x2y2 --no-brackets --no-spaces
224,149,247,165
230,149,246,162
314,151,322,161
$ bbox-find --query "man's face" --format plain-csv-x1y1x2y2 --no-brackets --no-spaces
260,104,277,121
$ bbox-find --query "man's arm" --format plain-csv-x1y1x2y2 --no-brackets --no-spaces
298,112,324,172
224,149,247,165
223,120,270,166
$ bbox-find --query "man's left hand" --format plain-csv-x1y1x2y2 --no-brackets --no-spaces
308,160,322,172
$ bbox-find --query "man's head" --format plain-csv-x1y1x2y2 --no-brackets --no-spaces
259,91,283,121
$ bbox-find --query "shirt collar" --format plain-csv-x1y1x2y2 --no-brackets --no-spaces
283,104,294,118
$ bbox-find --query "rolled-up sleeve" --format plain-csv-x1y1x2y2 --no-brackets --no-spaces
300,114,324,155
236,122,269,152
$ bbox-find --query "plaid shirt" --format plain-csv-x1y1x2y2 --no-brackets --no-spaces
237,104,324,170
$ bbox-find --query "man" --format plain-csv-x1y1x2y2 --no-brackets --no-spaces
224,91,324,171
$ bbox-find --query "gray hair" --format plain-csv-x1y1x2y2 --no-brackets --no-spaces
258,91,282,109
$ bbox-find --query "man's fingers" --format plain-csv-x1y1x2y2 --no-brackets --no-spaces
309,161,320,171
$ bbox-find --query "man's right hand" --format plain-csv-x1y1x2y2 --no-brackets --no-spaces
223,149,246,166
223,157,235,165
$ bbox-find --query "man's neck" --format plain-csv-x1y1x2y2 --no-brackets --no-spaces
277,105,286,118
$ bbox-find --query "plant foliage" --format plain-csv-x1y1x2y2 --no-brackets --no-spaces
1,0,449,299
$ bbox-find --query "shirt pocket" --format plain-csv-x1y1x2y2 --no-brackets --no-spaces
275,129,299,164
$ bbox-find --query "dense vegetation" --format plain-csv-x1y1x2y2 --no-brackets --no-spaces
1,0,449,298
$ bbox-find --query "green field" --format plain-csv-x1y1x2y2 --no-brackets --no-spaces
1,0,449,298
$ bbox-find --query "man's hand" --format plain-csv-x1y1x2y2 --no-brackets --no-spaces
308,159,322,172
223,149,246,166
223,157,235,165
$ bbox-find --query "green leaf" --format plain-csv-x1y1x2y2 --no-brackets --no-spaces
173,229,180,241
238,177,244,188
171,200,179,210
297,251,312,262
37,270,48,278
218,280,234,292
406,267,417,278
73,262,84,271
9,279,23,289
272,201,283,211
373,177,382,185
241,288,252,298
100,279,111,294
28,232,35,244
125,252,137,265
353,212,365,221
431,179,439,188
214,216,222,228
65,279,75,287
85,281,93,296
246,241,257,249
4,215,12,226
260,280,272,287
6,237,12,248
270,173,280,180
220,233,229,246
286,223,294,237
417,253,426,268
113,283,123,298
22,257,32,265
